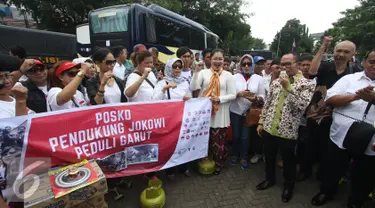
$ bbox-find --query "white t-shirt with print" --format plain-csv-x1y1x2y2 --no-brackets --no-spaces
181,70,192,84
125,72,157,102
47,87,88,111
104,81,122,104
0,97,35,119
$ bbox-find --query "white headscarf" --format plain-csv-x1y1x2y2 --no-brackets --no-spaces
164,58,185,84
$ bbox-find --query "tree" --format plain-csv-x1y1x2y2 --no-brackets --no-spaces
251,38,266,50
270,19,314,57
6,0,254,54
315,0,375,59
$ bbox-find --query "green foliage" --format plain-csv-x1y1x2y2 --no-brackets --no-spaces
251,38,266,50
270,19,314,57
316,0,375,59
7,0,261,55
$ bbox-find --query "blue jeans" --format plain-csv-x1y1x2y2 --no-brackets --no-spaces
230,112,250,160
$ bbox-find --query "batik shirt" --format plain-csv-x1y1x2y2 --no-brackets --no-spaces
259,73,316,140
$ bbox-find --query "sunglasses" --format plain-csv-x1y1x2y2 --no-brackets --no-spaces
27,66,46,74
172,64,182,69
242,62,252,67
105,60,116,65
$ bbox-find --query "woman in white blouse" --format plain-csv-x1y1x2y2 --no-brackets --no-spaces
229,54,266,169
125,50,157,102
153,58,191,101
47,61,90,111
153,58,192,180
190,49,236,175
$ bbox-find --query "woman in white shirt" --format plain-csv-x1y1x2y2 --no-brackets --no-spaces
229,54,266,169
86,48,126,105
153,58,191,180
153,58,191,101
125,50,157,102
190,49,236,175
47,61,90,111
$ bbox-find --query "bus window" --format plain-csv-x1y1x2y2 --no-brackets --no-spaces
190,29,205,50
207,33,218,49
145,14,190,48
90,7,129,34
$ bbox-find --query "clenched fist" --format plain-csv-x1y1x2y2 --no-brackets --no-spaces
12,84,28,101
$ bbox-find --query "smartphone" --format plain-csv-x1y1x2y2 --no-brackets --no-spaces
280,71,288,79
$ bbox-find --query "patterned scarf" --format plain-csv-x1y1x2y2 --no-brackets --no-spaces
202,69,223,116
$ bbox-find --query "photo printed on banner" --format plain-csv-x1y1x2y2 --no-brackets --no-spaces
96,150,127,172
126,144,159,165
0,118,28,195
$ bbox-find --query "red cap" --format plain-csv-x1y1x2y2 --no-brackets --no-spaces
33,59,45,67
56,62,81,77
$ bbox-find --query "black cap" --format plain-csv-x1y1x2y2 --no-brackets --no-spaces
0,54,22,72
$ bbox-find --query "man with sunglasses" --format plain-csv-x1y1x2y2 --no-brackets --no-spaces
256,53,316,203
14,59,48,113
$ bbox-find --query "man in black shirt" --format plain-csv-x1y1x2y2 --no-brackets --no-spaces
297,37,362,183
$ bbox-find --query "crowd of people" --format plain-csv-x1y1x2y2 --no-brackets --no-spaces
0,35,375,208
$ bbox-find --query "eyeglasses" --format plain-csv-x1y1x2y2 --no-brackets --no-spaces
280,62,295,67
242,62,252,67
65,70,79,77
0,73,13,81
105,60,116,65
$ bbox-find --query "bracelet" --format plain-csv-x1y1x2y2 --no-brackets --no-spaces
98,90,105,94
97,92,104,97
18,69,25,74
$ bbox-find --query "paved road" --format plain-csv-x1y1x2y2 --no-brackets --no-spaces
105,160,374,208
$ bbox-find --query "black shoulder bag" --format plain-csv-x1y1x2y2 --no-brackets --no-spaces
343,102,375,155
133,71,155,88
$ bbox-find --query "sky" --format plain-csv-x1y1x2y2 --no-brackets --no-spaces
244,0,360,45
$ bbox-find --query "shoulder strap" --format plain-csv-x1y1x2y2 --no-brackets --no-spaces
165,81,171,100
133,71,155,88
363,102,372,120
71,98,80,108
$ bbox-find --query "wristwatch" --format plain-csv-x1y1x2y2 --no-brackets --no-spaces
77,71,84,78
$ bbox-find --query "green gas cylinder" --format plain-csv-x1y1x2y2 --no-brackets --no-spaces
140,179,165,208
198,158,216,175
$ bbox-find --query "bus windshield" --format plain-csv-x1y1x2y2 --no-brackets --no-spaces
89,7,129,34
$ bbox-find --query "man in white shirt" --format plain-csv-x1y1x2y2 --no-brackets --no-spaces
0,54,31,119
112,46,128,80
311,49,375,208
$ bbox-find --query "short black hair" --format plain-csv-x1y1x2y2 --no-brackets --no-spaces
9,45,27,59
271,59,280,66
365,49,375,59
112,46,126,59
224,57,231,63
176,47,190,58
202,48,212,58
92,48,112,63
300,54,314,62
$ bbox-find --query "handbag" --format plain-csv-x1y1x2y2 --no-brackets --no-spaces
342,102,375,155
244,76,263,126
245,106,262,126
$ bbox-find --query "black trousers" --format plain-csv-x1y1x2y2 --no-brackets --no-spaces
249,126,263,155
263,131,297,187
299,118,331,176
320,139,375,205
